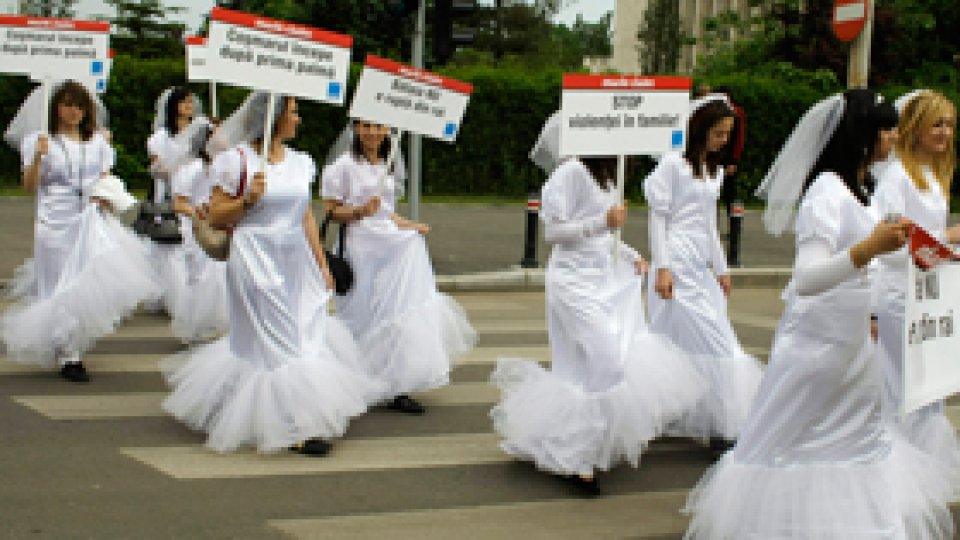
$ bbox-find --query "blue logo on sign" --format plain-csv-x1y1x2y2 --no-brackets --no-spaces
328,82,342,99
91,61,104,75
444,122,457,138
96,80,106,92
671,130,684,149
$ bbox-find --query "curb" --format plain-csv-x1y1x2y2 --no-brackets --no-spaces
0,268,792,295
437,266,792,293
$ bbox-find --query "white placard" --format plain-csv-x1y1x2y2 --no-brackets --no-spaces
205,7,352,105
349,55,472,142
185,36,210,82
560,74,691,157
33,51,112,94
0,14,109,86
903,261,960,414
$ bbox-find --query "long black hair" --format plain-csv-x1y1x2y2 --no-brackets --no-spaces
580,157,618,190
684,100,735,177
164,86,193,136
803,89,899,205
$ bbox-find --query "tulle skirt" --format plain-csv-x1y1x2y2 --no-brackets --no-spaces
683,435,956,540
167,227,229,343
648,260,763,442
663,351,764,443
490,332,707,477
2,207,159,365
337,222,477,399
161,322,383,454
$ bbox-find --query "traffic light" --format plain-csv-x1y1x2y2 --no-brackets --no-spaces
386,0,420,18
433,0,477,65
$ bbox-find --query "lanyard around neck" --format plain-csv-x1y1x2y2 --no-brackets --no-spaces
54,135,87,200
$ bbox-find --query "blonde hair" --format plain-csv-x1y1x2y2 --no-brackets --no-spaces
896,91,956,194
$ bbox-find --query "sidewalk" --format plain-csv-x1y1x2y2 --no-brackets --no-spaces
0,197,794,290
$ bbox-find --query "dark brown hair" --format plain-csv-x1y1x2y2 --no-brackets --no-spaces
49,81,97,141
684,100,734,178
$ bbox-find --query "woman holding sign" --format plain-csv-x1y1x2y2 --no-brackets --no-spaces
489,113,706,495
643,96,762,451
684,89,954,539
167,124,230,343
873,89,960,492
321,120,477,415
145,86,211,315
162,92,381,455
1,80,158,382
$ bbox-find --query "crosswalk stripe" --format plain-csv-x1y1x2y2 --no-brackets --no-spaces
121,433,508,479
0,353,167,374
730,312,779,331
11,382,504,420
268,491,690,540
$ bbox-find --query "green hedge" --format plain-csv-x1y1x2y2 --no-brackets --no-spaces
1,57,956,202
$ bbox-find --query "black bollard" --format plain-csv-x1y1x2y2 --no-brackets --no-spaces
728,199,743,267
520,193,540,269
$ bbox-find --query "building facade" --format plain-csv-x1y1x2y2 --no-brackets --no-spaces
586,0,759,75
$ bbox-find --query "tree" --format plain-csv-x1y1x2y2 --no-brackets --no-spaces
637,0,681,74
20,0,78,17
106,0,186,59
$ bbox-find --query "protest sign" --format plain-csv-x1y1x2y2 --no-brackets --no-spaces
560,74,691,157
0,14,110,86
205,7,352,105
348,55,472,142
903,227,960,413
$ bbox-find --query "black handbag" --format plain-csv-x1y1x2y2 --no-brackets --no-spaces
320,209,353,295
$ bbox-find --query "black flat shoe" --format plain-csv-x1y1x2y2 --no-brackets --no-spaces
290,438,332,457
565,475,601,498
60,362,90,383
388,395,425,415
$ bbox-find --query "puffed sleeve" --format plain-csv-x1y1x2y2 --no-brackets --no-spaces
97,134,115,174
172,159,200,197
321,153,349,201
302,152,317,186
146,130,165,158
795,174,844,253
19,131,42,172
642,153,680,215
872,162,907,222
212,148,246,196
645,154,683,268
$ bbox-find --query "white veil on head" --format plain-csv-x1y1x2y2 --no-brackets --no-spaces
530,111,564,174
690,93,732,116
895,89,931,114
756,93,846,236
152,86,205,133
206,91,287,157
324,121,408,188
4,80,110,150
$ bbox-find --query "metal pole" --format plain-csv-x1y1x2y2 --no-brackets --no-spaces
520,193,540,268
613,155,625,265
409,0,426,221
846,1,875,89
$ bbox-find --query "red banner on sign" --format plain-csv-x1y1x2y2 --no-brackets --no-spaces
185,35,207,46
211,7,353,49
562,74,692,91
0,14,110,33
365,54,473,95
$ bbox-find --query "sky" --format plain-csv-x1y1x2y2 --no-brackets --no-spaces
554,0,615,26
4,0,615,31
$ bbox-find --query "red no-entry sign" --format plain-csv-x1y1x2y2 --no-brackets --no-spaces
833,0,869,42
